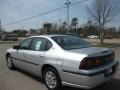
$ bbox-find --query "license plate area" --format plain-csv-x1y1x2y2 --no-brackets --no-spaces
104,63,118,77
104,67,113,77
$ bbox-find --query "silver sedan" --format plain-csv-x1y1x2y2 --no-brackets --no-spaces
6,35,119,90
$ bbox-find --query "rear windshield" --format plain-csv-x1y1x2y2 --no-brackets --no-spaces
51,36,93,50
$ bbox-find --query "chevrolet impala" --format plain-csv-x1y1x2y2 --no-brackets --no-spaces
6,35,119,90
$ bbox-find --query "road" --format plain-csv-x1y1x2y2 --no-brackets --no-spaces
0,44,120,90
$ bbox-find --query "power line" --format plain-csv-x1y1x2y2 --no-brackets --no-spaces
3,0,89,27
3,6,65,26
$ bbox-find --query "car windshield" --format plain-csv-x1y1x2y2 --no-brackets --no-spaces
51,36,93,50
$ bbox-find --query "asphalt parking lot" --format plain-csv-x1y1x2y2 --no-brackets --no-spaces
0,43,120,90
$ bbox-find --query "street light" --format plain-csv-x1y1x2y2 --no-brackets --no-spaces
65,0,71,33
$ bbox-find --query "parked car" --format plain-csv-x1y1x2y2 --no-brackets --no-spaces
105,35,113,39
6,35,119,90
1,34,18,41
0,35,2,39
88,35,98,39
65,33,81,38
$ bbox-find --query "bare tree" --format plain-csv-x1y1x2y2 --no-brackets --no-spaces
71,17,79,31
52,23,58,33
43,23,52,34
87,0,120,44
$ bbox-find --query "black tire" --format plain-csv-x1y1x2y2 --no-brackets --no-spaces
6,55,14,70
43,68,62,90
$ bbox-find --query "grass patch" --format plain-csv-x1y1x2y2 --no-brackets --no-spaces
96,43,120,48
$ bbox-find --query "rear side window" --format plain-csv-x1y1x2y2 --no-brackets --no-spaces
30,37,52,51
30,38,45,51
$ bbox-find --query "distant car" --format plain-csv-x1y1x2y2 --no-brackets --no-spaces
1,34,18,41
6,35,119,90
65,33,81,38
0,35,2,39
105,35,113,39
88,35,98,39
0,33,3,39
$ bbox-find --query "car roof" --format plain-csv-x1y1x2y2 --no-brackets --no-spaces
30,34,68,38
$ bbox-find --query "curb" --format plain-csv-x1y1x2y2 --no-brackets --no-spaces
0,41,21,44
109,44,120,49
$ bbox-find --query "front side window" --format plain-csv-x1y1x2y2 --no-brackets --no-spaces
52,36,93,50
19,38,32,49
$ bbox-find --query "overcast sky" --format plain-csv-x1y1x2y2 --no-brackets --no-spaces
0,0,120,31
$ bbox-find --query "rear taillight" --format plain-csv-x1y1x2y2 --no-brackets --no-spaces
79,52,115,70
80,58,95,70
80,58,102,70
95,58,101,65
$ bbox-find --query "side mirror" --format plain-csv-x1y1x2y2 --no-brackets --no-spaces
13,45,20,50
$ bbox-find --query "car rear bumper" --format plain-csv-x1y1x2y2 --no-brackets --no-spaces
62,61,119,89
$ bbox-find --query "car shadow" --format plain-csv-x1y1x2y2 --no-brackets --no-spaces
15,69,120,90
16,68,44,84
92,79,120,90
61,78,120,90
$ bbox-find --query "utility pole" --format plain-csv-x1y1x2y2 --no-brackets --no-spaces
22,27,24,30
65,0,71,33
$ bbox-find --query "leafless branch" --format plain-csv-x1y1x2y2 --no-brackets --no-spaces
87,0,120,43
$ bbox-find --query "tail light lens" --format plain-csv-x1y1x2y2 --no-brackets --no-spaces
95,58,101,65
79,52,115,70
80,58,95,70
